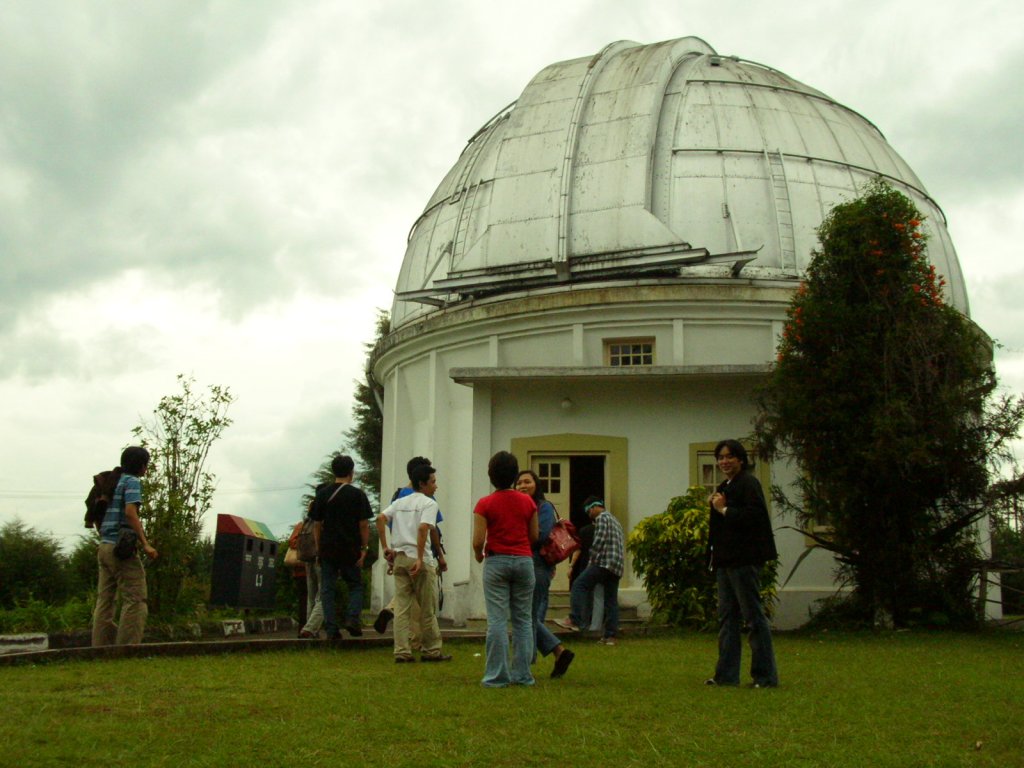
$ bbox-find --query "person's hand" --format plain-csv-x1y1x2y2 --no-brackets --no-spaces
474,550,484,563
410,559,423,578
711,492,727,514
437,554,448,573
356,552,366,568
144,544,159,560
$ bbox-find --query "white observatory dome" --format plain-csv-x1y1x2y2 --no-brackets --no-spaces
392,36,968,329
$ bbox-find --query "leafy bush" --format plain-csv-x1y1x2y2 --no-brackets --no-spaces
66,534,101,599
627,487,777,629
0,520,72,609
0,596,94,634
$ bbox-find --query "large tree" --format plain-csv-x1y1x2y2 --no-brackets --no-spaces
755,179,1024,627
132,374,234,616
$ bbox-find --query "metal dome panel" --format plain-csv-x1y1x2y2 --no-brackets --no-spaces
392,37,969,328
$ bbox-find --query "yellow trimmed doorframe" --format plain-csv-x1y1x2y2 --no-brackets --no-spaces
509,433,628,531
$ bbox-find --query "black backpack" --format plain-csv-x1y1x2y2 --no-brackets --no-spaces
84,468,122,530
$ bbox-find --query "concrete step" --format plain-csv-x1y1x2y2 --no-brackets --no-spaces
457,589,644,632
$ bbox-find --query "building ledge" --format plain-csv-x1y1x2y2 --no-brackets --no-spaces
450,364,770,385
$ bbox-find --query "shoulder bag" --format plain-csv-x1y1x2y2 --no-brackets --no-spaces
539,508,580,566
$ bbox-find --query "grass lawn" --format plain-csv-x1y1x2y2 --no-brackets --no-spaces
3,630,1022,767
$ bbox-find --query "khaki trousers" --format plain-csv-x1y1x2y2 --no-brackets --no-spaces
384,589,423,650
391,553,442,658
91,542,149,646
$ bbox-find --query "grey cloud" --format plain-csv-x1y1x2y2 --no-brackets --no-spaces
971,273,1024,354
213,396,356,534
0,2,289,330
881,51,1024,203
0,313,154,381
0,329,83,382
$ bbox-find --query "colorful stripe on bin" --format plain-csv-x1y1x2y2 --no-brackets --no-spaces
215,514,277,540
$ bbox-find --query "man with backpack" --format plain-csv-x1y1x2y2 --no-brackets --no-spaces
91,446,158,646
309,455,373,639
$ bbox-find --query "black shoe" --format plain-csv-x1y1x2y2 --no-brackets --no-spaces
326,631,342,641
420,653,453,662
551,649,575,679
394,655,415,664
345,622,363,637
374,609,393,634
298,630,316,639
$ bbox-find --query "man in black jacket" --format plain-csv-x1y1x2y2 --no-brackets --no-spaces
705,439,779,688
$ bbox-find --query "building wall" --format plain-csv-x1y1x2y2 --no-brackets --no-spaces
373,283,842,628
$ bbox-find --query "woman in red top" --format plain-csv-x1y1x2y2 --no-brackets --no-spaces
473,451,539,687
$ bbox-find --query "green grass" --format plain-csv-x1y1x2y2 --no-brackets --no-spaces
3,631,1023,767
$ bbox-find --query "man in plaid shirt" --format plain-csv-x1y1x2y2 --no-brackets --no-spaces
556,497,624,644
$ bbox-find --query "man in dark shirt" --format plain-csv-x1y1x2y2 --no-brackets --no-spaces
310,455,373,639
705,439,779,688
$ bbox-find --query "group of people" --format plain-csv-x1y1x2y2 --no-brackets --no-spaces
91,438,779,689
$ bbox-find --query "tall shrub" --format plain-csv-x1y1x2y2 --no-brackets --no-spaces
133,375,233,617
755,179,1024,627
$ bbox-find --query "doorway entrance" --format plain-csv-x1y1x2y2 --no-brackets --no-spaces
510,433,629,587
531,454,606,591
532,455,606,529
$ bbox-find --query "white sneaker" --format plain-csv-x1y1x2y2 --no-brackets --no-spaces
597,636,617,646
554,618,580,632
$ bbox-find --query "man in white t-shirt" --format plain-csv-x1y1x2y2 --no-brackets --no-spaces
377,464,451,663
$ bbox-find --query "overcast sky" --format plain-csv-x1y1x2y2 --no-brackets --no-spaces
2,0,1022,552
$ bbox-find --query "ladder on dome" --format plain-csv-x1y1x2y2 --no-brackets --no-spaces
765,149,797,274
447,134,490,273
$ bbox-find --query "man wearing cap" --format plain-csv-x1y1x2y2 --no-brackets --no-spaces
555,496,624,644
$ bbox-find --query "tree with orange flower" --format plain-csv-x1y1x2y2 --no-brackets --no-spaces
755,179,1023,628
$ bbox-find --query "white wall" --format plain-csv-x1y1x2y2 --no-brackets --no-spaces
374,285,842,627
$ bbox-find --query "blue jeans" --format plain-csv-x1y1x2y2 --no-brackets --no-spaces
320,558,364,635
532,559,561,660
714,565,778,686
482,555,536,687
569,564,620,638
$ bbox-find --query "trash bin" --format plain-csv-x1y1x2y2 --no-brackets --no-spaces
209,514,278,609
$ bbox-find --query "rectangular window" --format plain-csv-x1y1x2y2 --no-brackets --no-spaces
537,461,562,495
605,338,655,367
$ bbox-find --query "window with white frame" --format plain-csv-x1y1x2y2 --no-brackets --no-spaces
605,338,654,367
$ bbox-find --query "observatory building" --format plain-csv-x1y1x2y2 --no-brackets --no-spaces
371,36,971,627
